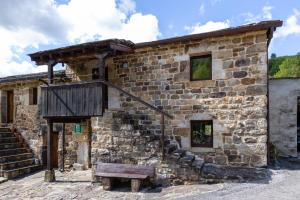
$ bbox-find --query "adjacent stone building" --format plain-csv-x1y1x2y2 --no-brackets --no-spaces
0,71,72,166
0,20,283,183
269,78,300,157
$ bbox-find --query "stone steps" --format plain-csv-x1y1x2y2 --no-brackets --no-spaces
0,153,33,163
0,148,29,157
0,132,14,138
0,143,22,150
0,127,41,179
0,164,42,179
0,137,17,143
0,158,36,170
0,128,11,132
163,138,205,183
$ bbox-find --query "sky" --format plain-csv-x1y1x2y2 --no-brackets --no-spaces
0,0,299,77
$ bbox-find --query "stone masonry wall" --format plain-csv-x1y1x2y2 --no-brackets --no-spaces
66,30,270,174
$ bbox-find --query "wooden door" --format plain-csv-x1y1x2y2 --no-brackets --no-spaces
7,90,14,123
51,132,59,168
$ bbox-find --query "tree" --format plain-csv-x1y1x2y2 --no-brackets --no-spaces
271,53,277,58
274,55,300,78
269,55,286,76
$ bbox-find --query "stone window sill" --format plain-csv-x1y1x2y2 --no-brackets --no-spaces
191,147,215,153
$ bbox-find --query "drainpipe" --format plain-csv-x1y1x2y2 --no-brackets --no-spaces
266,27,275,165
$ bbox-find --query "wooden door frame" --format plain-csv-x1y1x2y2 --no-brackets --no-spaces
51,131,59,169
6,90,14,123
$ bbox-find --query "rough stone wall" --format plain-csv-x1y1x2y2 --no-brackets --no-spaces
105,30,269,168
58,123,80,169
64,30,271,175
0,81,45,160
269,78,300,157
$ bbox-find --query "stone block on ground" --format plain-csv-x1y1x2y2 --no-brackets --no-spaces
169,149,186,161
201,163,270,181
73,163,85,171
192,156,205,171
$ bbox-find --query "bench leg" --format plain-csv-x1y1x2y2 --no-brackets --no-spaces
131,179,141,192
102,178,112,191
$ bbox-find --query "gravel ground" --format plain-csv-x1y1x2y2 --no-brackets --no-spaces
0,164,299,200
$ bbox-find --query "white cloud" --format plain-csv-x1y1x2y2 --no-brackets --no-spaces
118,0,136,15
243,5,273,23
0,0,160,77
185,20,230,34
274,9,300,38
58,0,159,43
262,6,273,20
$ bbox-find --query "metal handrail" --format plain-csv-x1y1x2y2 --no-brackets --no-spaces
40,79,173,119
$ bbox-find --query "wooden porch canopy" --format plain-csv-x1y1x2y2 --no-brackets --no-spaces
28,39,134,65
27,38,135,121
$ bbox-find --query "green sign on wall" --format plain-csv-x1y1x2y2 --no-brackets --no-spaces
73,123,82,134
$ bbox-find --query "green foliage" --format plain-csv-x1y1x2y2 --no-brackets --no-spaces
268,54,300,78
269,56,287,76
273,55,300,78
191,56,211,80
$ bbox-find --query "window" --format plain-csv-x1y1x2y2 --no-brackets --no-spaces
29,87,38,105
92,68,99,80
190,54,212,81
191,120,213,147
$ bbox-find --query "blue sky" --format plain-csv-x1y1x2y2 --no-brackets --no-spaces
0,0,299,77
134,0,300,56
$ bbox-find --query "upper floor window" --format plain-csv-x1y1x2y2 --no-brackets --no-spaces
191,120,213,148
190,54,212,81
92,68,99,80
29,87,38,105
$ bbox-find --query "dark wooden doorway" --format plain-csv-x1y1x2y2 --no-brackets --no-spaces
7,90,14,123
51,132,59,168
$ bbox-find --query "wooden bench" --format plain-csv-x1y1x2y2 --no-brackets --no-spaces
95,163,155,192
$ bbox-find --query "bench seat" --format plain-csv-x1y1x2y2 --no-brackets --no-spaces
96,172,149,179
95,162,155,192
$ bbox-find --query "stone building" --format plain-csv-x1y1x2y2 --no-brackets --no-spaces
0,71,65,154
269,78,300,158
0,20,282,183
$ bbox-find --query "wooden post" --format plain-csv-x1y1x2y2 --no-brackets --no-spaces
102,178,112,191
47,119,53,170
48,62,54,84
161,114,165,160
61,123,65,172
98,56,105,81
131,179,142,192
45,61,56,182
45,118,55,182
96,53,108,110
